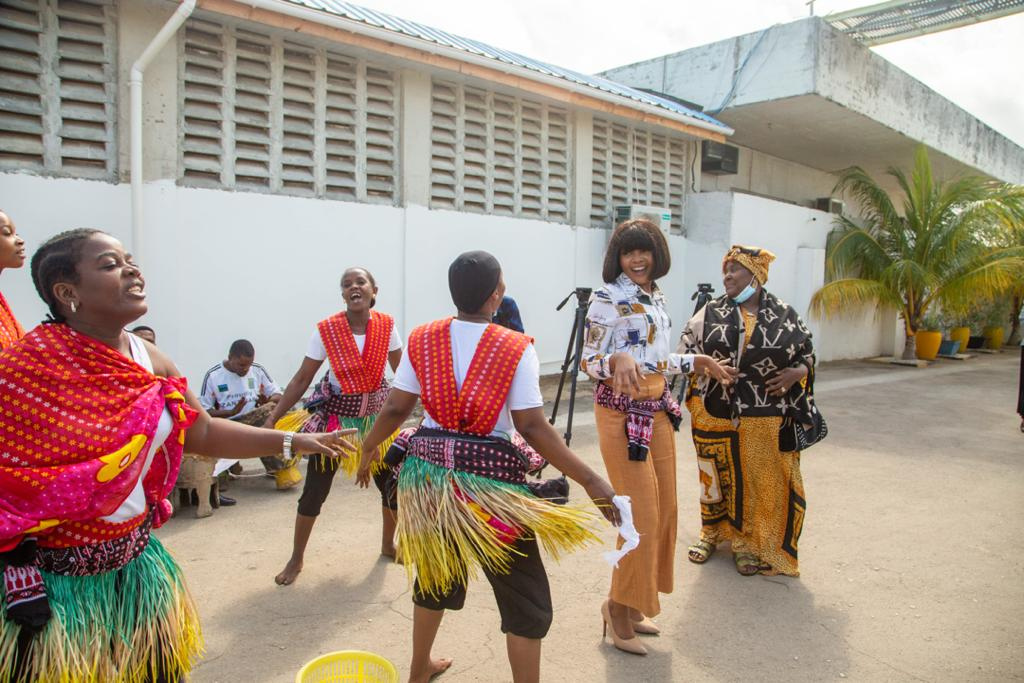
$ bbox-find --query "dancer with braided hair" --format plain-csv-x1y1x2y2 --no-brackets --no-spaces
0,229,354,682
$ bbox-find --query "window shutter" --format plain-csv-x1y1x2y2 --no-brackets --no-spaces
181,17,225,185
363,65,397,203
591,116,691,232
589,119,609,227
54,0,115,175
279,40,316,195
428,80,457,209
429,79,573,223
179,15,399,205
545,107,570,222
0,0,115,178
491,93,516,215
461,85,488,213
323,52,357,201
232,27,272,191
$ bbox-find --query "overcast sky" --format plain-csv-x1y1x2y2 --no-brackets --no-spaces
348,0,1024,147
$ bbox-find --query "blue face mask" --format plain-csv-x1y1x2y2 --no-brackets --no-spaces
731,276,758,305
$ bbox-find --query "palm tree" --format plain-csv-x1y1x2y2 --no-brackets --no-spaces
810,146,1024,360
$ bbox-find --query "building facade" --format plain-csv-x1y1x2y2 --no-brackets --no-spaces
2,2,1018,382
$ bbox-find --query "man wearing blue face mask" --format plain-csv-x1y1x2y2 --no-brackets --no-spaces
678,245,824,578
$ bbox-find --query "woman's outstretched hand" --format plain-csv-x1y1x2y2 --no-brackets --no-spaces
583,475,621,526
694,355,739,385
292,428,358,459
355,449,381,489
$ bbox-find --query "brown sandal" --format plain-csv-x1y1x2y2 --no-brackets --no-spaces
687,540,716,564
733,552,768,576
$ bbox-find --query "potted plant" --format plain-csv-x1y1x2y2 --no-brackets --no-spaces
808,146,1024,361
915,312,942,360
982,301,1009,349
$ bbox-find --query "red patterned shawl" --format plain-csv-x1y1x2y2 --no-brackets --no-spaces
318,310,394,394
0,291,24,351
407,318,531,435
0,324,197,551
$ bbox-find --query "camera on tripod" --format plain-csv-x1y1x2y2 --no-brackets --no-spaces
691,282,714,315
557,287,593,312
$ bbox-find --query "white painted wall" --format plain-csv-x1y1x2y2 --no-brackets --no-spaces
0,174,615,387
2,174,897,394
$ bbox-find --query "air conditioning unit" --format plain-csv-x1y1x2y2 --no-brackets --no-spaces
613,204,672,233
701,140,739,175
814,197,845,214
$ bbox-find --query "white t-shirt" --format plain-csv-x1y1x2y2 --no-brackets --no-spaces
306,323,403,389
199,363,281,416
391,320,544,439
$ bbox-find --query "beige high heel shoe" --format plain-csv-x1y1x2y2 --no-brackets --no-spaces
632,614,660,636
601,600,647,655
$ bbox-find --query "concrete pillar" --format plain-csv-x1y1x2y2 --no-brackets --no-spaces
399,69,432,207
572,110,593,227
116,0,182,183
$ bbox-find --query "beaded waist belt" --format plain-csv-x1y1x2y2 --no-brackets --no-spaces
37,515,152,577
404,428,529,485
306,376,390,418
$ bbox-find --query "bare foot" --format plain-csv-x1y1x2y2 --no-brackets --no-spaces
409,657,452,683
275,558,303,585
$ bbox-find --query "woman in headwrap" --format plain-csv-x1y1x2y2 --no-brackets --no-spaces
678,245,819,576
581,219,736,655
0,210,27,350
0,229,352,682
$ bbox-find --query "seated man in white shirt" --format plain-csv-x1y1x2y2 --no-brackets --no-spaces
199,339,301,496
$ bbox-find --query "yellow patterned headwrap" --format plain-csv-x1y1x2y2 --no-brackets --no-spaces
722,245,776,285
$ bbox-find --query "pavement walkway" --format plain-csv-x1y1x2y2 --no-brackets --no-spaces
159,352,1024,682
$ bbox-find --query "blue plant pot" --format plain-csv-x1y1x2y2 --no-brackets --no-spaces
938,339,961,356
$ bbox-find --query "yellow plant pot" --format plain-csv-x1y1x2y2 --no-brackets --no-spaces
983,326,1004,349
948,326,970,353
915,330,942,360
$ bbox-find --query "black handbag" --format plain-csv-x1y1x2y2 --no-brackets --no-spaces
779,406,828,452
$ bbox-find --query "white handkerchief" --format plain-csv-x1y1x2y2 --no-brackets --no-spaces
213,458,239,477
602,495,640,567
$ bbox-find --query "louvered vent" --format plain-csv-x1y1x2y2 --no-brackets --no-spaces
429,79,571,223
590,117,691,232
0,0,116,178
179,16,399,204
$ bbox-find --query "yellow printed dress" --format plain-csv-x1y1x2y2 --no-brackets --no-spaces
681,298,815,576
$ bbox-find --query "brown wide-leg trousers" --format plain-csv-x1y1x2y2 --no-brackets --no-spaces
595,374,677,618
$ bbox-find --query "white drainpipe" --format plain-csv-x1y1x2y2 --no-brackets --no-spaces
241,0,734,138
130,0,196,259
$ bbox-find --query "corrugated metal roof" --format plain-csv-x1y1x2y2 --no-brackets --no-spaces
277,0,731,132
827,0,1024,46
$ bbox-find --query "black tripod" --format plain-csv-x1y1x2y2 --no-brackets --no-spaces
549,287,593,446
691,282,715,316
670,283,716,399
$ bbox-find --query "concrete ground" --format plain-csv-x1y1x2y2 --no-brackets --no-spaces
159,352,1024,682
